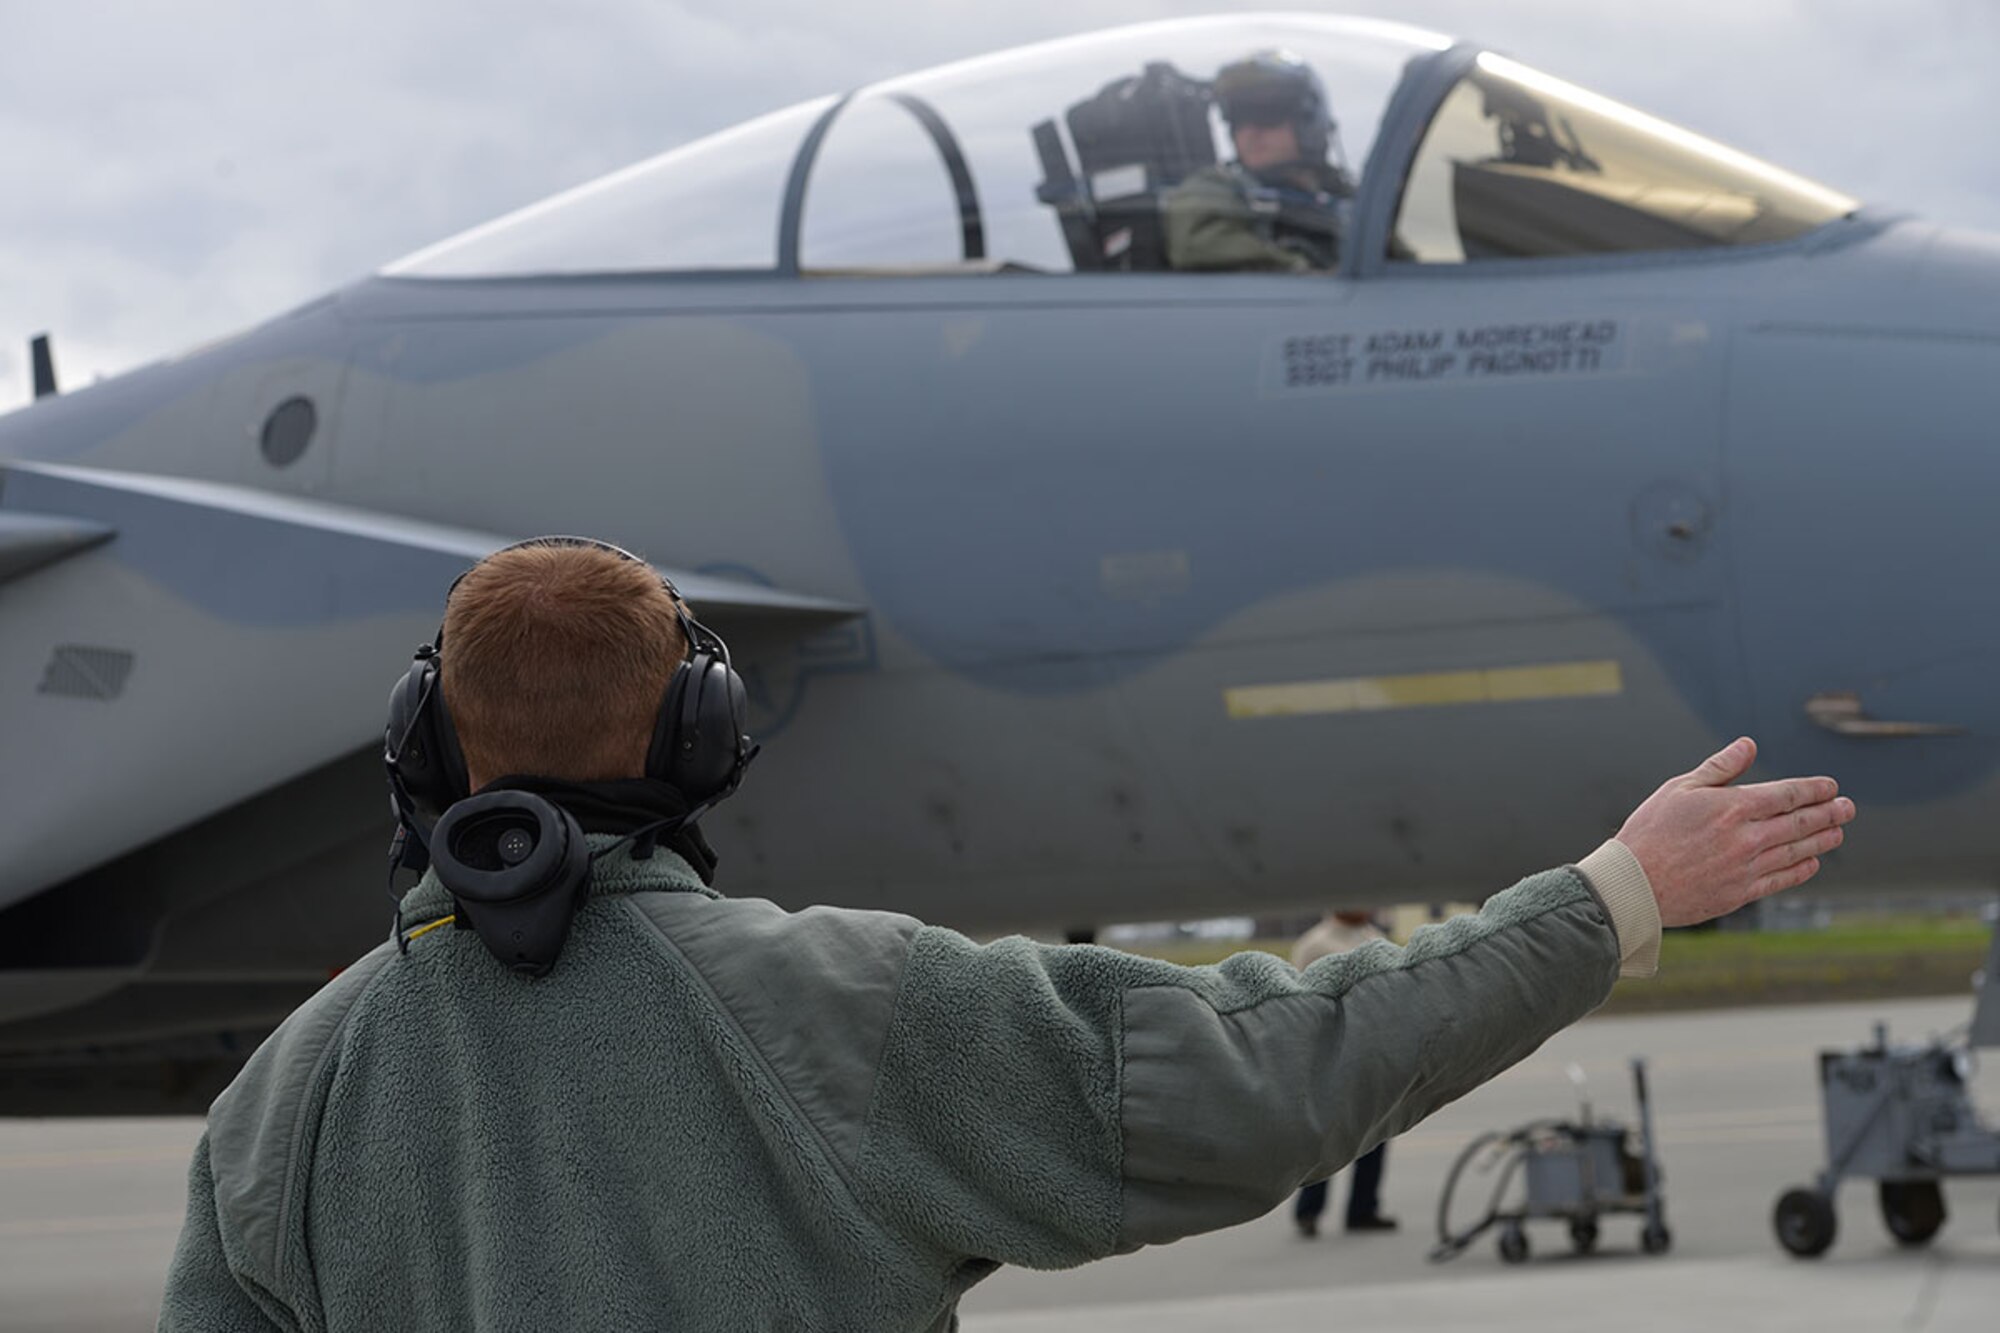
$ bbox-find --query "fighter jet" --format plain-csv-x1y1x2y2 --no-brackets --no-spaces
3,13,1996,1112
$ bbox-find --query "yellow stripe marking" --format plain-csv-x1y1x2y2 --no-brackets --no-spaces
1226,660,1623,719
406,915,457,942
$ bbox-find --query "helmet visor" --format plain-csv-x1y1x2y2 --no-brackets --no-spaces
1224,92,1307,127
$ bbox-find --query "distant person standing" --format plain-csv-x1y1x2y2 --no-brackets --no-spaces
1290,910,1397,1237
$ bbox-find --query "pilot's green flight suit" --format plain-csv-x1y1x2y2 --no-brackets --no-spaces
160,835,1657,1333
1164,161,1346,272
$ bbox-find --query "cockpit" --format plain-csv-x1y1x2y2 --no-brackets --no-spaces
385,14,1857,281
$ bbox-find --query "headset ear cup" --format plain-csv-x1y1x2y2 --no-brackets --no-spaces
384,661,426,767
646,653,751,808
385,658,439,821
695,656,750,801
645,662,691,792
384,649,472,829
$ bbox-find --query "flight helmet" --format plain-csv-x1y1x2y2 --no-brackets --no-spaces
1213,49,1334,164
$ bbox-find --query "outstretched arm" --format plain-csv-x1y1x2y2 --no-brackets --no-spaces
854,737,1851,1264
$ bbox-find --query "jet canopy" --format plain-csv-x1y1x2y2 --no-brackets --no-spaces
385,14,1856,280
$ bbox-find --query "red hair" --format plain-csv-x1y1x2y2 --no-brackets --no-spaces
441,542,687,786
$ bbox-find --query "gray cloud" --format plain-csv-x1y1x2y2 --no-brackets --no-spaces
3,0,1996,408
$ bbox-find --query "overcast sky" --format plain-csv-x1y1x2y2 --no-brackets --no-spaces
3,0,1995,410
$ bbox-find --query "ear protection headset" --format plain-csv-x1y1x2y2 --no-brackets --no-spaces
385,536,754,835
381,535,757,976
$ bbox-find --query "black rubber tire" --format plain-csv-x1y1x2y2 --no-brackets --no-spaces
1879,1180,1946,1246
1641,1221,1672,1255
1498,1222,1530,1265
1569,1218,1599,1255
1774,1188,1837,1258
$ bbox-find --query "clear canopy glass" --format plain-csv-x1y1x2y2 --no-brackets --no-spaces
1391,53,1857,263
386,15,1450,278
385,19,1857,281
386,96,839,277
795,15,1447,274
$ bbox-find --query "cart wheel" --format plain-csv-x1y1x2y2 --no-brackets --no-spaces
1498,1222,1530,1265
1879,1180,1946,1246
1569,1219,1599,1254
1641,1221,1672,1255
1774,1188,1837,1258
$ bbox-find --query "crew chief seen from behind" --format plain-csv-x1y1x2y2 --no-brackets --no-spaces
159,538,1856,1332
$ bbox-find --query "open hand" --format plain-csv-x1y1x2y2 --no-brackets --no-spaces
1614,737,1855,928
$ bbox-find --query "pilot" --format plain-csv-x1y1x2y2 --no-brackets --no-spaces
1290,910,1397,1237
160,539,1853,1331
1165,50,1352,272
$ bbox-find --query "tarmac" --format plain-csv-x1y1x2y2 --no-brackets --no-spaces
2,996,1995,1332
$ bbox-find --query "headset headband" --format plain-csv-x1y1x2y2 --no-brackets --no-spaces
443,534,713,657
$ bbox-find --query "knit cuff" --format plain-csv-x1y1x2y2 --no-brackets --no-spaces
1576,839,1661,978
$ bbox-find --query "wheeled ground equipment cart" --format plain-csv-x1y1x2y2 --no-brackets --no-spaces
1772,1019,2000,1256
1774,919,2000,1257
1430,1058,1669,1265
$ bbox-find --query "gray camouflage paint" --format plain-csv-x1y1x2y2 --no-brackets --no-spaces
1,26,1997,1110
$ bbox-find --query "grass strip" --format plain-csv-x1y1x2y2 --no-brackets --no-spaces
1126,917,1993,1014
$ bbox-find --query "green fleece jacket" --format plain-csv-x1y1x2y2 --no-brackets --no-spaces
160,838,1623,1332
